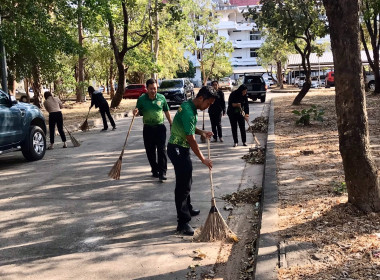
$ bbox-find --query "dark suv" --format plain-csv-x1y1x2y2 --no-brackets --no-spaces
0,89,47,161
157,78,194,108
243,74,267,103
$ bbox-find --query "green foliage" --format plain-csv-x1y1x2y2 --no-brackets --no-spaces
177,60,196,78
331,181,347,195
292,105,324,125
184,0,233,84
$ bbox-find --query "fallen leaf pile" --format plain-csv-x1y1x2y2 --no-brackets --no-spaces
249,116,269,133
222,187,262,206
275,92,380,279
242,148,266,164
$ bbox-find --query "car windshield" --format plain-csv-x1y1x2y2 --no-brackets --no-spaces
160,80,183,88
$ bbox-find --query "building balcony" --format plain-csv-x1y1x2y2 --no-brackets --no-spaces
216,21,237,30
235,22,256,31
231,57,259,66
215,5,238,11
232,40,263,48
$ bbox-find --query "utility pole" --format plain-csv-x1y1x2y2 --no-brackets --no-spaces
0,15,8,93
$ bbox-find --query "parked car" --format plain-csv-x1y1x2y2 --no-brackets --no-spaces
157,78,194,108
0,89,47,161
243,74,267,103
311,76,319,88
218,77,233,91
123,84,147,99
295,76,306,87
325,71,335,87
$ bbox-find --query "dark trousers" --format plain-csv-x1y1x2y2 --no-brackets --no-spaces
228,113,246,144
49,112,66,144
209,112,223,140
143,124,167,176
167,143,194,225
99,105,115,129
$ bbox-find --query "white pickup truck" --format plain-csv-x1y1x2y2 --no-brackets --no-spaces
218,78,232,91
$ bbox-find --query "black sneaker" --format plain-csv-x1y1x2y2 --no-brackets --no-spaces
152,172,159,178
159,174,167,182
176,223,194,236
243,143,247,146
190,209,200,216
112,126,117,130
101,128,108,132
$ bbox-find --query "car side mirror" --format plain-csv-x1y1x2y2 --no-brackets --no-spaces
10,95,17,105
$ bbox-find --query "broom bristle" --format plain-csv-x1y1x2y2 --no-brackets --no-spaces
108,157,123,180
80,119,89,132
69,133,81,147
195,206,238,242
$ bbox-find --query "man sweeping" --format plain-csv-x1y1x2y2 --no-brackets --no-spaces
133,79,172,182
167,86,217,236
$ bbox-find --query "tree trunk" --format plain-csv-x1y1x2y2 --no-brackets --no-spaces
292,41,312,105
32,65,42,108
277,60,283,89
24,79,30,103
323,0,380,212
110,60,125,108
76,0,85,103
109,57,115,99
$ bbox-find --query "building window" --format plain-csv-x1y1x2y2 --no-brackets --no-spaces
250,31,261,40
197,50,202,60
196,35,200,41
234,57,242,59
250,48,259,58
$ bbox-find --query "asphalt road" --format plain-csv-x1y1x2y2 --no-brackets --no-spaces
0,93,271,280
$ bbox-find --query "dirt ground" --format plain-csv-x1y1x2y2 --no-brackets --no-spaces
274,92,380,279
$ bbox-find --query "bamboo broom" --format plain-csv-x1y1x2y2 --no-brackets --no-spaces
241,108,261,147
196,139,238,242
108,112,136,180
80,108,91,132
63,124,81,147
200,111,206,143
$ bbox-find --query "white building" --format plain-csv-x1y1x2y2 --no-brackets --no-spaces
186,0,265,86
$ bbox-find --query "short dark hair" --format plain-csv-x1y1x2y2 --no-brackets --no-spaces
44,91,52,100
146,78,157,88
196,86,217,100
211,80,218,86
88,86,95,94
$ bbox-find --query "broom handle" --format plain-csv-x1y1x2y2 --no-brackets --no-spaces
202,111,205,130
63,124,71,136
85,108,91,120
120,112,136,157
241,108,261,146
207,138,216,203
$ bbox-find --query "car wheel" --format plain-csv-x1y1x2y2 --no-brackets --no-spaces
21,126,46,161
20,96,27,103
368,81,375,91
260,96,266,103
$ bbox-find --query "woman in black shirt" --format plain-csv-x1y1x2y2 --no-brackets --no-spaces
227,84,249,147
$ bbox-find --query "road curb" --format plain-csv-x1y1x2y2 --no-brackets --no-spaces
255,99,279,280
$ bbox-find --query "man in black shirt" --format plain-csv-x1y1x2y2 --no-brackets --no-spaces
88,86,116,131
208,81,226,142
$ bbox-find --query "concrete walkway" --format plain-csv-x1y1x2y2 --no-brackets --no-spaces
0,97,270,279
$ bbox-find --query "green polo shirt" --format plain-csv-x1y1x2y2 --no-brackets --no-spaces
169,100,198,148
136,93,169,125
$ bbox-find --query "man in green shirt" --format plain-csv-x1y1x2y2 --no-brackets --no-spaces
133,79,172,182
167,86,216,236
